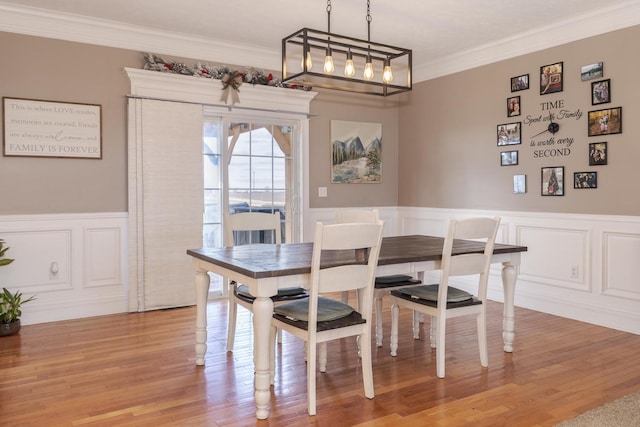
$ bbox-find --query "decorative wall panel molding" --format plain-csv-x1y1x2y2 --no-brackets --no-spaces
307,207,640,335
0,213,127,325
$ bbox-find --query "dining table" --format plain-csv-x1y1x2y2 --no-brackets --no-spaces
187,234,527,419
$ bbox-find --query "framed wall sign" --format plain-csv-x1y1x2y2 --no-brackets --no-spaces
3,97,102,159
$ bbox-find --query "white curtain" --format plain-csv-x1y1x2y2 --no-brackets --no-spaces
128,98,204,311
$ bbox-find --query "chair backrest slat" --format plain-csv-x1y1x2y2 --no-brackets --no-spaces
224,212,282,247
308,220,384,325
439,217,500,304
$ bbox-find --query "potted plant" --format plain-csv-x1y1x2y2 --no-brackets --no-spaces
0,239,36,336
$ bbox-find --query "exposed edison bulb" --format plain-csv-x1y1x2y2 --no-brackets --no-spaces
323,48,335,74
382,60,393,84
300,51,312,70
363,56,374,81
344,50,355,78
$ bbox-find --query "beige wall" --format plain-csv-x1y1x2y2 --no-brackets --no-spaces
0,32,141,214
2,26,639,216
308,91,403,208
398,25,640,215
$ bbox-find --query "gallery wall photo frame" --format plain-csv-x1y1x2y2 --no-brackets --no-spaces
581,62,603,81
507,95,521,117
591,79,610,105
497,122,521,146
331,120,382,184
541,166,564,196
500,150,518,166
3,97,102,159
513,174,526,194
589,141,607,165
574,172,598,189
540,61,563,95
510,74,529,92
587,107,622,137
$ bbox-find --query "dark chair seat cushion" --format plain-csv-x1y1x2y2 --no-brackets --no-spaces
274,296,354,322
235,284,308,304
391,284,481,309
375,274,421,289
273,310,365,332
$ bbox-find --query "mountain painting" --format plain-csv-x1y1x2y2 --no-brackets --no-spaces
331,120,382,184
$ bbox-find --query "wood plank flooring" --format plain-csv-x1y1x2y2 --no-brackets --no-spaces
2,298,640,426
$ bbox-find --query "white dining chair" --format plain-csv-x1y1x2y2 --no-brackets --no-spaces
269,220,384,415
334,208,423,347
389,216,500,378
224,211,308,352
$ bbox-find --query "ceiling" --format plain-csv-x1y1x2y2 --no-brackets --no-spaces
1,0,639,82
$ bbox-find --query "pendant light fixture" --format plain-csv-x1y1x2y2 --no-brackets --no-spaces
282,0,412,96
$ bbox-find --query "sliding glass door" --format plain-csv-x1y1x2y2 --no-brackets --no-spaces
202,116,301,296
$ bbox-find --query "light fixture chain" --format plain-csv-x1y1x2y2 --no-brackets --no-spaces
366,0,372,42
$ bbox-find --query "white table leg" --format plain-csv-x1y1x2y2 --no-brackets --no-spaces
194,269,210,366
253,296,273,419
501,262,517,353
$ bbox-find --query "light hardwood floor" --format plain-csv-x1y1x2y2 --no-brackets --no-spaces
2,298,640,426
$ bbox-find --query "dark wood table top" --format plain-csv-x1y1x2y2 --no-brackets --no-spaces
187,235,527,280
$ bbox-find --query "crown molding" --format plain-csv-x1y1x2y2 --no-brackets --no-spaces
1,2,640,83
0,3,281,71
413,0,640,81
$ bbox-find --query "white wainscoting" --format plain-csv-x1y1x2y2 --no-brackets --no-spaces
305,207,640,335
0,213,128,325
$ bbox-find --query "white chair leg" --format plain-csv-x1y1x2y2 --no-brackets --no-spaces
277,327,283,344
478,310,488,367
226,294,237,352
390,302,399,357
429,316,437,348
375,294,383,347
436,315,446,378
307,340,317,415
412,310,420,339
319,342,327,373
360,332,375,399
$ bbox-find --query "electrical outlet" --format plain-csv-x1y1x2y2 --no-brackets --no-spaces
318,187,327,198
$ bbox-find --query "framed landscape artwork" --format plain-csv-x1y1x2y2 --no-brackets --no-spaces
331,120,382,183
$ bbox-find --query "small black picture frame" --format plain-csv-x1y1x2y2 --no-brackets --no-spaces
574,172,598,189
510,74,529,92
540,62,563,95
497,122,521,146
500,150,518,166
541,166,564,196
591,79,610,105
589,142,607,165
507,96,521,117
588,107,622,136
